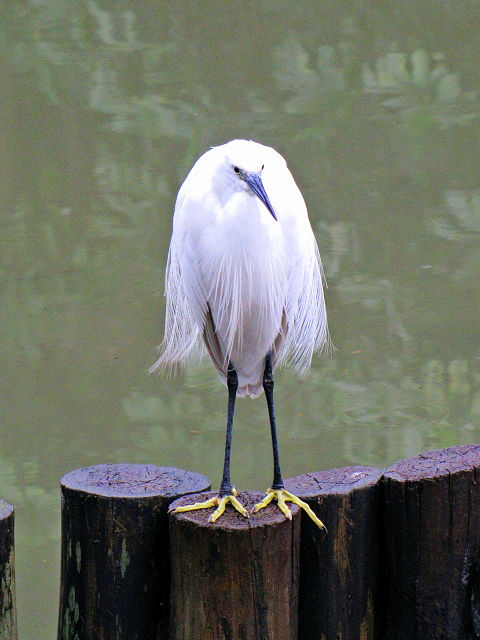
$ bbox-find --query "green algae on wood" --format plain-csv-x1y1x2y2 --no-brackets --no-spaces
0,500,17,640
285,466,383,640
57,464,210,640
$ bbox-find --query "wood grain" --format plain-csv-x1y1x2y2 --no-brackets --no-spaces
57,464,210,640
286,466,383,640
169,490,301,640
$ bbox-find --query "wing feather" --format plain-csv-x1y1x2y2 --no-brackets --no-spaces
149,243,206,374
279,237,333,373
202,304,226,379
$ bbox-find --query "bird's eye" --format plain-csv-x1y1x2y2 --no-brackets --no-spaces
233,166,240,174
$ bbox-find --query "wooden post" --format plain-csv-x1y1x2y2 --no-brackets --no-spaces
285,466,383,640
0,500,17,640
57,464,210,640
383,444,480,640
169,490,301,640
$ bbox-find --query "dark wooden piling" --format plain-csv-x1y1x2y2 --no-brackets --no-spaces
169,490,301,640
383,444,480,640
57,464,210,640
0,500,17,640
285,466,383,640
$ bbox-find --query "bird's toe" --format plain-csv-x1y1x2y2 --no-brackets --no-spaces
252,488,326,530
209,493,248,522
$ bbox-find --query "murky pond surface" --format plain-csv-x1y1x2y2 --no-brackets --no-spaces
2,3,480,637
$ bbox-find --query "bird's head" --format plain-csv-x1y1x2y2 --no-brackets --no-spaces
218,140,278,221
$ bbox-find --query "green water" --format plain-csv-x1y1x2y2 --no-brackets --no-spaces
1,2,480,637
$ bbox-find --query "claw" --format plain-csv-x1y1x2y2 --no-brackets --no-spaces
276,491,292,520
173,497,219,513
173,488,248,523
252,488,326,530
251,491,274,512
209,493,248,522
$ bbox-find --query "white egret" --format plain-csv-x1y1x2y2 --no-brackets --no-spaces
151,139,331,527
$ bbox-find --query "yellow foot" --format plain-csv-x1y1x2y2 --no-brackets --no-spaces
173,488,249,523
252,488,326,530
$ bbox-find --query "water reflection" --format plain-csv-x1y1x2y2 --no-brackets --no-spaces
1,2,480,638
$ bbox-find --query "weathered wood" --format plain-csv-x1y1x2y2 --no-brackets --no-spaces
57,464,210,640
169,490,300,640
285,466,383,640
0,500,17,640
383,444,480,640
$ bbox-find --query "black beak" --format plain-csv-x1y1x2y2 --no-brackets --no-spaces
244,171,277,221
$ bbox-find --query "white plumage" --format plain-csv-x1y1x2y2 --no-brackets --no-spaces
151,139,330,398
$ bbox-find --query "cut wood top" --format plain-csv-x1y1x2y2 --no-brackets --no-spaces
285,465,383,498
60,464,210,498
384,443,480,482
0,499,13,519
170,491,300,530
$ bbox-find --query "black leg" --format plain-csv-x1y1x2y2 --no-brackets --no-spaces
263,351,284,490
219,362,238,497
